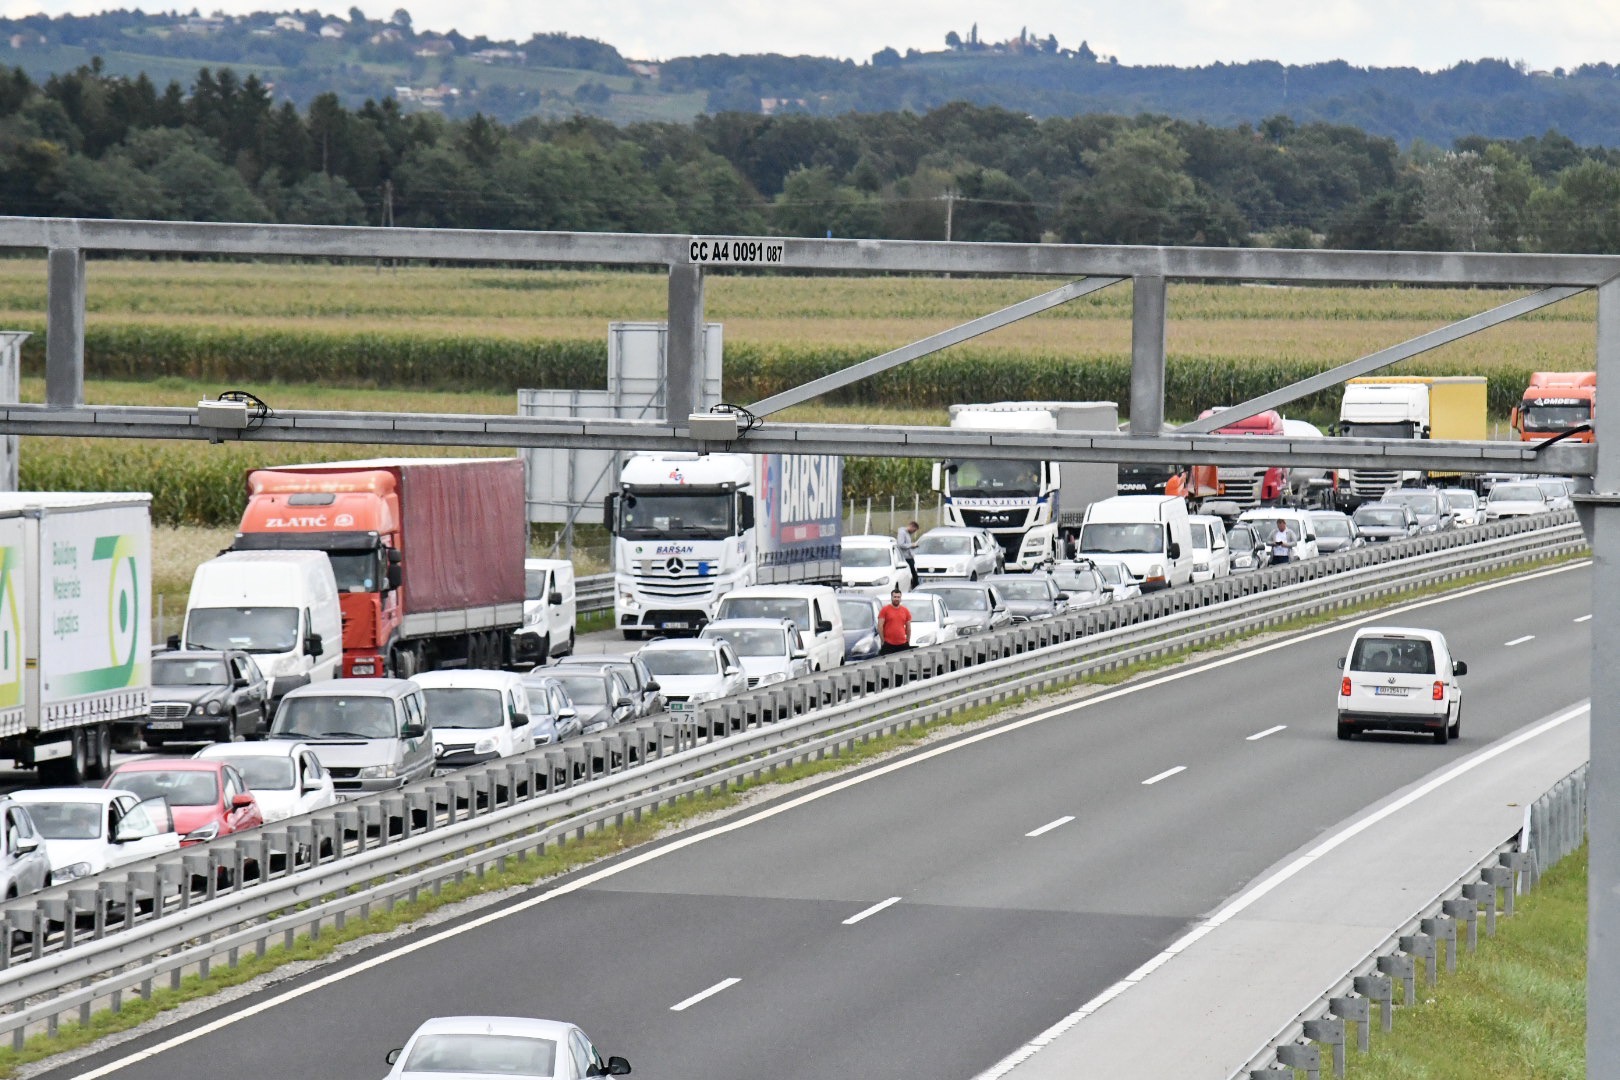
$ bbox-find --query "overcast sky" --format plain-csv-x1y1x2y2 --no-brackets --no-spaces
3,0,1616,72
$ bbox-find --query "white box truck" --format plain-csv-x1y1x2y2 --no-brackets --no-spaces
606,452,842,639
932,401,1118,571
0,493,151,783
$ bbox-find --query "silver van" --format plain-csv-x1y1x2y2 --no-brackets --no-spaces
269,679,432,796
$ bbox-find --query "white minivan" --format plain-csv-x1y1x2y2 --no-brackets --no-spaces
413,669,537,771
1186,514,1231,582
180,550,342,706
713,584,845,671
1077,495,1194,590
516,558,576,666
1336,626,1467,743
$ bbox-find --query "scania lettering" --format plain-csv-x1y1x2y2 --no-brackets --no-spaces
607,452,842,638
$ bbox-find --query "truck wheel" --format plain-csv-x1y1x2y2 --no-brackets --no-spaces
40,730,88,785
389,645,418,680
88,725,112,779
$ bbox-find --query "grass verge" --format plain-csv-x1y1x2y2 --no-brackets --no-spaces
0,549,1584,1076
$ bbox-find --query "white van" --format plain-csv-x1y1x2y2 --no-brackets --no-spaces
180,551,342,706
1237,508,1320,563
1186,514,1231,582
1077,495,1194,590
516,558,576,665
712,584,845,671
412,669,537,770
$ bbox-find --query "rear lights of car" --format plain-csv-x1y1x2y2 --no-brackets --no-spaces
1433,681,1445,700
1340,677,1351,697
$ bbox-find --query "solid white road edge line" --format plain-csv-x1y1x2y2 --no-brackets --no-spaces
842,896,903,925
1505,635,1536,646
62,558,1591,1080
1024,816,1075,838
1247,725,1287,741
1140,766,1186,786
669,978,741,1012
970,699,1590,1080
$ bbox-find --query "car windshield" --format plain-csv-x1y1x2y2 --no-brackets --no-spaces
1355,507,1406,526
1079,522,1164,554
1314,518,1350,538
273,697,397,740
1189,523,1212,548
618,491,733,539
402,1033,557,1075
185,607,299,653
1443,490,1478,509
1339,420,1418,439
525,569,547,601
1228,525,1257,550
718,597,813,627
902,599,937,623
916,534,971,555
230,756,296,791
993,580,1051,601
1350,635,1436,674
838,599,877,629
1093,563,1126,585
24,801,103,840
704,628,789,657
110,770,219,807
422,687,506,730
1386,493,1440,516
949,458,1042,497
1535,480,1568,495
1489,484,1543,502
927,588,989,611
553,675,607,705
641,649,721,676
1063,570,1101,593
152,657,229,686
841,547,891,568
523,686,558,716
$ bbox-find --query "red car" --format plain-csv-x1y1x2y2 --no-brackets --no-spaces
104,759,264,846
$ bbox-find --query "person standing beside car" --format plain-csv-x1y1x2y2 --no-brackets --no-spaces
1270,518,1297,565
896,520,919,588
877,588,912,654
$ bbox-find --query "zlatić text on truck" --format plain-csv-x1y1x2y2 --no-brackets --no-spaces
606,452,841,639
232,458,527,678
0,493,150,784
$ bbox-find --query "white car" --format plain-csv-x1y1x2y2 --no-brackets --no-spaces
1336,626,1467,743
700,618,810,688
9,789,179,883
1483,481,1551,520
384,1015,630,1080
1237,508,1320,561
413,670,538,772
1533,477,1575,510
1089,558,1143,601
636,638,747,712
911,526,1002,580
1440,487,1482,527
840,535,910,595
915,581,1013,637
1186,514,1231,581
899,591,950,647
194,742,340,823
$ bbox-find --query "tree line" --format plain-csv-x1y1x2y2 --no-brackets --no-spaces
3,61,1620,253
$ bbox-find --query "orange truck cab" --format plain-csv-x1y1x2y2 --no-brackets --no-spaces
1513,371,1595,442
232,458,526,679
1196,408,1289,507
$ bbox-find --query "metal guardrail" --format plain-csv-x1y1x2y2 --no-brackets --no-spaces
1230,765,1590,1079
0,513,1584,1048
577,572,612,615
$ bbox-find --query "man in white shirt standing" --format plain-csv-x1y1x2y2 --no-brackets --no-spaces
1270,518,1297,565
896,520,919,588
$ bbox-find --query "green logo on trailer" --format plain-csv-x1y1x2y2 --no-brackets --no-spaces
57,534,142,695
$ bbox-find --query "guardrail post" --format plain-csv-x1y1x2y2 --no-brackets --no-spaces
1421,915,1457,975
1399,932,1437,987
1303,1015,1346,1077
1443,896,1479,953
1332,993,1373,1051
1500,851,1531,903
1377,952,1415,1009
1483,865,1515,919
1275,1042,1320,1080
1466,877,1501,937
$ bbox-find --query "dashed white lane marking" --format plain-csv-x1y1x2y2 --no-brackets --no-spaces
843,896,903,925
1141,766,1187,786
1505,635,1535,646
671,978,741,1012
1025,816,1075,838
1575,615,1593,623
1247,725,1287,741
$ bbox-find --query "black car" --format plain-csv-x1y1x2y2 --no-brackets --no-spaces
145,650,272,746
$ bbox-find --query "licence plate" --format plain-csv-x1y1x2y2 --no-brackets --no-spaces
149,720,185,729
1373,686,1409,697
662,622,690,630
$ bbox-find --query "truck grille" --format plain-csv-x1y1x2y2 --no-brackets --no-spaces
1218,468,1265,507
958,508,1026,530
1349,470,1399,498
631,561,721,599
149,703,191,721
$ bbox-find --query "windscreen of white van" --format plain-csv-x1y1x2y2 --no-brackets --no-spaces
1190,523,1212,549
525,569,547,601
717,596,813,628
188,607,299,652
1078,522,1164,554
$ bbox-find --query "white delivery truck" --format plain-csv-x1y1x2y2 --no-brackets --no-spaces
0,493,151,782
932,401,1119,571
606,452,843,639
1077,494,1195,591
179,550,342,707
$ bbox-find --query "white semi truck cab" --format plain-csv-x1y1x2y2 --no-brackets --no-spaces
1337,382,1430,503
607,452,841,639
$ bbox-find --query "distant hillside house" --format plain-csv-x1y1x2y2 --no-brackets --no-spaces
414,36,454,57
370,27,403,44
274,15,306,32
180,15,225,34
8,32,45,48
471,47,525,63
760,97,807,115
627,61,659,78
319,21,345,39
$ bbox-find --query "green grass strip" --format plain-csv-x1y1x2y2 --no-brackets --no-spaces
0,548,1585,1075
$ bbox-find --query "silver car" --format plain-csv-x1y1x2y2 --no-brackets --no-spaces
517,674,583,744
1352,502,1420,541
385,1015,630,1079
1483,481,1551,520
0,797,52,898
1378,488,1452,533
1048,561,1109,609
916,581,1013,636
985,574,1065,620
1308,510,1363,554
912,527,1003,580
552,653,663,717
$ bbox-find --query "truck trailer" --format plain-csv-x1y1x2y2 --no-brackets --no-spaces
0,493,151,783
607,452,842,638
232,458,528,678
932,401,1118,570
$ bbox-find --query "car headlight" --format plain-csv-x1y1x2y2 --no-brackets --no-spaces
185,822,220,843
524,608,543,626
1148,563,1164,577
474,737,499,755
357,764,397,779
618,590,638,607
760,671,789,686
856,634,879,653
54,861,95,882
1421,523,1438,533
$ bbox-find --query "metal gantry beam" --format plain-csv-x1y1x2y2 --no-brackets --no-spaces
1176,285,1588,434
747,277,1122,417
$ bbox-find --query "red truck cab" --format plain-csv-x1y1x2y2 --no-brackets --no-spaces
1196,408,1289,505
1512,371,1595,443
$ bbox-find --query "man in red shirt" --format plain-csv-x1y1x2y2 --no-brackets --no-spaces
877,588,912,653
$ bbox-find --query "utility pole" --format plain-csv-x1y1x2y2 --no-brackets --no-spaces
939,188,958,241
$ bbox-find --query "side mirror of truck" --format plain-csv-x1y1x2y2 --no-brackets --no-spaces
739,495,755,531
603,493,618,530
1509,406,1520,432
1167,541,1181,560
816,620,833,634
930,462,942,492
549,590,564,606
388,547,403,566
305,633,324,657
166,634,181,651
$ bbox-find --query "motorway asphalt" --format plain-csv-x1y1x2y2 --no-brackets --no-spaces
39,561,1593,1080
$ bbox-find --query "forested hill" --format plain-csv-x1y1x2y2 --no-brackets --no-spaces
4,8,1620,145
